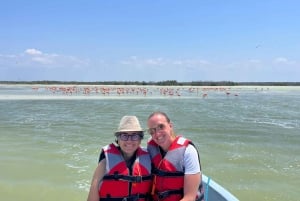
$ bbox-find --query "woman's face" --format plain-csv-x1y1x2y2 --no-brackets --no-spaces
117,131,142,157
147,114,174,151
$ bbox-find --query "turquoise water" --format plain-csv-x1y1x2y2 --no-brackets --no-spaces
0,85,299,201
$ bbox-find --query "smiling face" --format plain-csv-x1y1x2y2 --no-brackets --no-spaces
147,113,175,151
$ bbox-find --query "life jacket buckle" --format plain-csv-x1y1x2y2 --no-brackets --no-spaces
157,191,168,200
156,189,183,200
135,176,142,183
113,172,121,180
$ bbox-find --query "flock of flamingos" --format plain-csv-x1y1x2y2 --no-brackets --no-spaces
30,85,268,98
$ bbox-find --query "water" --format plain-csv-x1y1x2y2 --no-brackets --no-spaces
0,84,299,201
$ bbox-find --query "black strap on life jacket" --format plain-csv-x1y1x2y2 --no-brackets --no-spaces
103,172,152,183
155,189,184,200
152,168,184,177
100,193,148,201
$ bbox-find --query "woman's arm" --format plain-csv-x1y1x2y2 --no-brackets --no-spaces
182,173,201,201
87,159,106,201
181,144,202,201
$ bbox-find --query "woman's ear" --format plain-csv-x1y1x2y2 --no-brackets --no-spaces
169,122,173,129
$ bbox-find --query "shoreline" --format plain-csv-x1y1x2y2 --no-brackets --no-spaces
1,84,299,101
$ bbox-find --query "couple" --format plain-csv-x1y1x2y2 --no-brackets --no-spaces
87,111,204,201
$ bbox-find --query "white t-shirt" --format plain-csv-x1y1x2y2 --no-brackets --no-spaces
184,144,201,174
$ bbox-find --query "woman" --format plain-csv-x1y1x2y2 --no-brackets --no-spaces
147,111,204,201
87,116,152,201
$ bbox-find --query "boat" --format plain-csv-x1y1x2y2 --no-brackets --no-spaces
202,174,239,201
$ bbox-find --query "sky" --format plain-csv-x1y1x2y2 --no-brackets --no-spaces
0,0,299,82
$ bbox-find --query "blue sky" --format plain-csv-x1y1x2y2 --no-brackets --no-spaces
0,0,299,82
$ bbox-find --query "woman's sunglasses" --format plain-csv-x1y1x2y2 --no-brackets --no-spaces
147,124,166,135
117,132,143,141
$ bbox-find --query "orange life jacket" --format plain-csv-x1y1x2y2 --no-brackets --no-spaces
99,143,152,201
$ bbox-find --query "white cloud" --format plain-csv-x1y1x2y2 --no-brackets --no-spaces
145,58,165,66
1,49,299,82
0,54,17,58
31,56,53,64
0,48,89,68
273,57,295,65
120,56,210,69
25,48,42,55
249,59,261,64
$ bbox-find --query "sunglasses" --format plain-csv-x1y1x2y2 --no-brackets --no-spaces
147,124,166,135
117,132,143,141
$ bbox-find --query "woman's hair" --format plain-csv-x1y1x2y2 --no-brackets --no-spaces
148,111,171,123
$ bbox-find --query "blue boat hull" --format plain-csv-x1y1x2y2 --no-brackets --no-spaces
202,174,239,201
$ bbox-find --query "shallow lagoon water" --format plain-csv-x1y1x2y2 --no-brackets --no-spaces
0,85,299,201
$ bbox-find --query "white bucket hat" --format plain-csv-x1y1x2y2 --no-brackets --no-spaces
115,116,143,135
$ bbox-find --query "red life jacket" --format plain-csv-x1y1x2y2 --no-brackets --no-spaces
99,143,152,201
147,136,204,201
